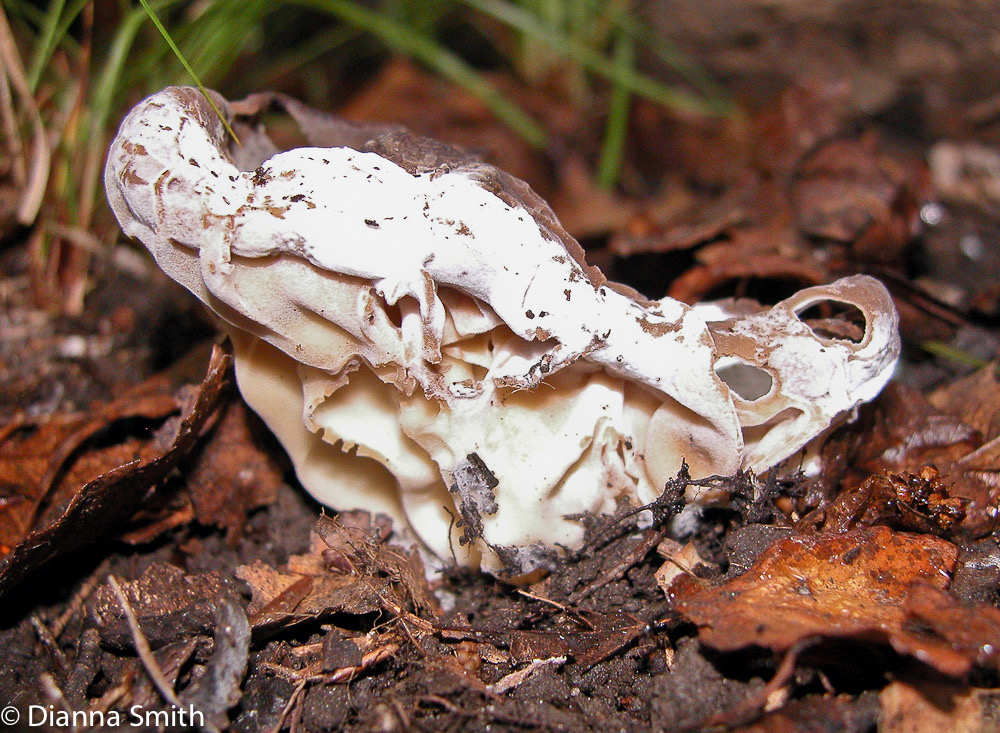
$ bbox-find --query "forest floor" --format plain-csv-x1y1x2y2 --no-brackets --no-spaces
4,2,1000,731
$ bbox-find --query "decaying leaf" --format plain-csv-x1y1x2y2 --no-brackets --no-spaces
0,346,232,599
237,512,439,638
903,583,1000,672
733,693,880,733
237,554,380,637
792,131,919,264
803,466,970,536
667,526,1000,675
827,380,1000,536
880,676,1000,733
185,399,283,539
90,563,243,650
439,608,649,669
0,388,177,551
929,360,1000,439
616,88,926,308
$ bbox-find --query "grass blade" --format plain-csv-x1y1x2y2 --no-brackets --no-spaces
462,0,727,116
596,27,632,189
292,0,548,147
136,0,241,144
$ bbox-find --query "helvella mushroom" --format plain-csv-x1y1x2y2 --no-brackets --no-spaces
106,88,900,575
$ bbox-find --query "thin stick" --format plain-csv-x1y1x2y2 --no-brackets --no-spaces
107,576,185,711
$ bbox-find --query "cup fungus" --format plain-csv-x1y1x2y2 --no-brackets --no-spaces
105,88,900,575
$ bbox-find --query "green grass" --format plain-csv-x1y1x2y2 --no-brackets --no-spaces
3,0,730,309
11,0,729,176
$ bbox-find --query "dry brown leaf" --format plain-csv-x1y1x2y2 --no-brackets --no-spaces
668,526,993,675
842,383,1000,536
185,400,282,539
616,85,926,309
90,563,242,650
237,514,440,638
880,677,1000,733
668,237,826,303
654,539,716,593
237,557,381,636
0,386,178,550
0,413,83,551
0,347,232,598
930,361,1000,442
805,466,969,536
733,693,879,733
793,132,920,265
314,513,439,619
440,610,648,669
904,583,1000,671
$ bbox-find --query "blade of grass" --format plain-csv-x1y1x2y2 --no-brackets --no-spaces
462,0,726,116
256,24,360,88
588,0,731,110
0,3,50,224
79,0,184,228
136,0,241,144
293,0,548,147
595,27,632,189
88,0,178,143
26,0,92,93
171,0,271,87
921,341,990,369
25,0,65,92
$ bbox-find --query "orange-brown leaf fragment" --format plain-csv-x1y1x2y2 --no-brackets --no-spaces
185,400,282,539
0,389,178,551
669,527,971,674
807,466,970,536
0,347,232,599
880,677,1000,733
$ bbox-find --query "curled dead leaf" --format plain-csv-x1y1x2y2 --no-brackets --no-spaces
0,346,232,599
802,466,970,536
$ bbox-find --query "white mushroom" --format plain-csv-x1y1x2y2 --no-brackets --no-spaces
105,88,900,574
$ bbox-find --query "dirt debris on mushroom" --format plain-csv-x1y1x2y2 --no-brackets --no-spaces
105,87,900,575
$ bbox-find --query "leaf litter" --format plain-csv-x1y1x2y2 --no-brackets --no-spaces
7,13,1000,731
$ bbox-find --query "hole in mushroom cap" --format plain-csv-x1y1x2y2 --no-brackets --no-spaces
794,299,867,344
715,357,774,401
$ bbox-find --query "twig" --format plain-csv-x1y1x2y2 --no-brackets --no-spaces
488,656,567,695
106,576,186,712
264,643,399,733
31,615,68,676
38,674,74,725
516,588,569,612
702,636,817,730
269,677,308,733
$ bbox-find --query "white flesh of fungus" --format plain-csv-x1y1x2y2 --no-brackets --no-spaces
106,88,900,574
